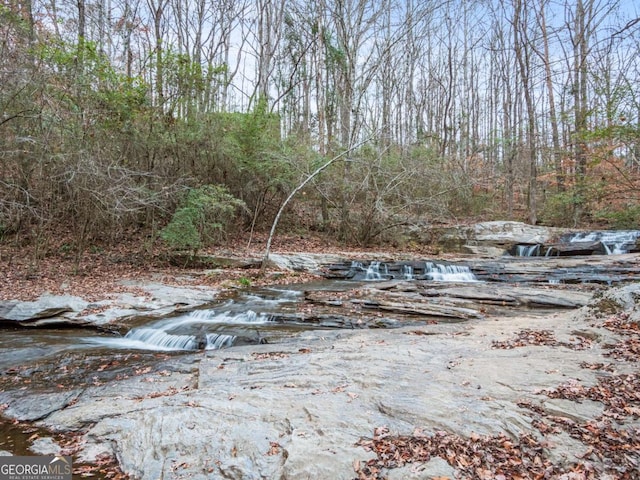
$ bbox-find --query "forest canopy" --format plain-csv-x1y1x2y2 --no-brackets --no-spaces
1,0,639,256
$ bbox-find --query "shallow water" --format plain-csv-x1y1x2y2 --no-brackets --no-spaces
0,284,350,372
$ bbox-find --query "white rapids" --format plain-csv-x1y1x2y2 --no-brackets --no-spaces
424,262,478,282
87,309,273,351
568,230,640,255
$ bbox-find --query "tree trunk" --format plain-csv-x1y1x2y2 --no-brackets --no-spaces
538,1,564,192
150,0,166,108
513,0,537,225
77,0,86,71
261,137,373,270
572,0,590,225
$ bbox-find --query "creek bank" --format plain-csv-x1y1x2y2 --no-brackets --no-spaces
2,233,640,478
321,253,640,287
1,253,622,337
432,221,567,254
0,282,219,329
4,251,630,330
304,281,593,323
431,221,640,257
0,283,638,479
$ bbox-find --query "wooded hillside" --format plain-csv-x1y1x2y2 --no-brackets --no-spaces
1,0,639,257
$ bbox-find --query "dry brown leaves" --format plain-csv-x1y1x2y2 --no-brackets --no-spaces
579,362,616,372
602,312,639,334
134,385,191,401
491,329,557,349
543,374,640,419
603,338,640,361
491,329,592,351
251,351,290,361
600,313,640,363
73,453,130,480
516,311,640,478
266,441,281,456
0,249,162,302
353,426,585,480
521,398,640,478
538,312,640,423
1,227,435,302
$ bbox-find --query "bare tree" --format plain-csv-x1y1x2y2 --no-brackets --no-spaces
571,0,590,224
535,0,564,192
512,0,538,224
77,0,86,71
252,0,286,108
147,0,168,108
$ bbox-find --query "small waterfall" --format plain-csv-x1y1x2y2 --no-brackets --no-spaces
516,244,540,257
90,309,272,351
424,262,477,282
350,261,364,272
205,333,236,349
569,230,640,255
402,265,414,280
123,328,205,351
365,261,388,280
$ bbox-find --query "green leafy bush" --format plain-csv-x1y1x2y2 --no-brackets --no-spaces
160,185,246,251
539,191,579,226
595,204,640,229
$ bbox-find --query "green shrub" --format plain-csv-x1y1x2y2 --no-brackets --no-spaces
595,204,640,229
160,185,246,251
539,191,578,226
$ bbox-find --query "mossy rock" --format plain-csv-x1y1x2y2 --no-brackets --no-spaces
590,297,624,317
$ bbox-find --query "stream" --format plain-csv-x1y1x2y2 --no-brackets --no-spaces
2,250,639,373
1,229,640,476
0,278,477,379
0,287,303,372
0,227,640,480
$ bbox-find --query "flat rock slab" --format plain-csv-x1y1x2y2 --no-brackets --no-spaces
1,284,638,479
419,283,593,308
0,284,218,329
0,295,87,326
435,221,568,251
305,281,593,323
471,221,561,243
0,389,84,422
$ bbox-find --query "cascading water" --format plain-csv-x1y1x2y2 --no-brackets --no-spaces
351,261,364,270
120,327,207,351
569,230,640,255
424,262,477,282
88,309,273,351
402,265,414,280
365,261,389,280
516,244,540,257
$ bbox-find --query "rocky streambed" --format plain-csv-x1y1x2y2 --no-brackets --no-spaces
1,248,639,479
